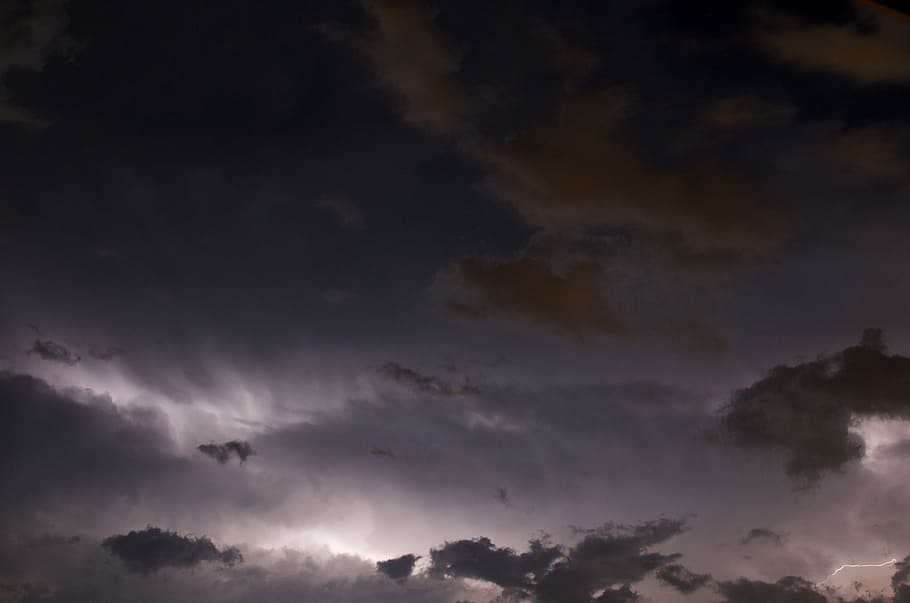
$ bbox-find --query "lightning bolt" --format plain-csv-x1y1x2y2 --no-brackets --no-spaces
819,558,899,583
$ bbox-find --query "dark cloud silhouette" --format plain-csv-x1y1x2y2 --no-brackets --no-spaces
741,528,784,546
379,362,479,396
197,440,254,465
717,576,826,603
891,555,910,603
102,527,242,575
654,563,712,594
719,329,910,483
27,339,80,365
427,519,689,603
370,444,396,459
376,553,419,581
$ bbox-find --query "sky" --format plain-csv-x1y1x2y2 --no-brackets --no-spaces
2,0,910,602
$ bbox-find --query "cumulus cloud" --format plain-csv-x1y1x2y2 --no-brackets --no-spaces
197,440,254,464
102,527,242,575
27,338,80,365
426,519,690,603
376,553,419,581
719,329,910,483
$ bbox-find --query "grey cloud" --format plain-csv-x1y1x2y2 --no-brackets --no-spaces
717,576,826,603
741,528,784,546
427,519,689,603
376,553,419,581
719,329,910,484
88,345,125,361
28,339,80,365
102,527,242,575
197,440,254,465
654,563,712,594
379,362,479,396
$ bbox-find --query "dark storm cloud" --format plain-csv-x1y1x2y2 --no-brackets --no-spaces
102,527,242,575
0,535,476,603
891,555,910,603
717,576,826,603
376,553,419,581
426,519,689,603
197,440,254,465
379,361,479,396
27,338,80,365
740,528,784,546
0,371,178,533
654,563,712,594
719,329,910,483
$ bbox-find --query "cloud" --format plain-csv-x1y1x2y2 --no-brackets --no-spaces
719,329,910,483
703,97,795,129
27,338,80,365
0,0,69,126
426,519,690,603
0,101,48,127
717,576,826,603
379,361,479,396
833,127,910,184
0,0,69,74
757,17,910,84
475,90,791,255
740,528,784,546
197,440,254,465
440,255,628,340
88,345,125,361
313,197,366,231
102,526,242,575
376,553,419,581
654,563,712,594
355,0,466,134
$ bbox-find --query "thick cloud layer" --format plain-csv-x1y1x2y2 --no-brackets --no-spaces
720,329,910,483
102,527,242,574
425,519,693,603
